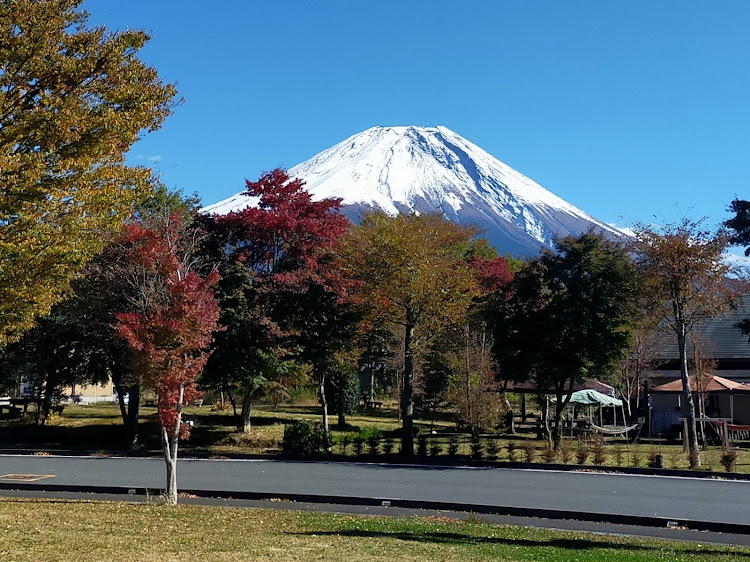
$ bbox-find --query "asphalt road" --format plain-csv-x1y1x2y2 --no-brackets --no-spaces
2,454,749,526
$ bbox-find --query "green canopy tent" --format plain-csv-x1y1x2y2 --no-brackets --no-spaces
553,389,623,407
552,389,635,436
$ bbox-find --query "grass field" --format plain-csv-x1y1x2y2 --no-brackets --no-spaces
1,401,749,473
0,499,748,561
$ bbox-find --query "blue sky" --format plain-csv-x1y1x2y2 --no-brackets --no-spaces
88,1,750,231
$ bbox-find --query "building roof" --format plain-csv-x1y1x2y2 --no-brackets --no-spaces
505,379,615,396
651,375,750,393
654,294,750,361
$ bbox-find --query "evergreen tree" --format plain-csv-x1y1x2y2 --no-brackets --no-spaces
492,231,636,449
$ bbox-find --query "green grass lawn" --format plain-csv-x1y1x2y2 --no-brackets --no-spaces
1,401,748,474
0,499,747,561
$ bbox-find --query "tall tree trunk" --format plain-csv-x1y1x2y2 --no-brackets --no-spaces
464,324,472,430
678,323,701,467
502,395,515,434
396,368,402,423
39,377,54,426
552,394,564,450
369,359,376,403
127,384,141,449
552,381,574,450
113,377,128,425
319,371,331,451
239,386,253,433
162,383,184,506
337,380,346,427
401,321,415,457
228,389,238,418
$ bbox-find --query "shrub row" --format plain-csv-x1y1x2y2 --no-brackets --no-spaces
281,424,740,472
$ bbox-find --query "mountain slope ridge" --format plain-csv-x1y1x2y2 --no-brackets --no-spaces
203,125,622,255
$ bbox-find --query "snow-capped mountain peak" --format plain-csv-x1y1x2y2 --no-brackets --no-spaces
203,126,623,255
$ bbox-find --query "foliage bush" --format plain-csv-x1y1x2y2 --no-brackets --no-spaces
447,436,460,457
541,447,557,464
353,436,365,456
559,440,573,464
335,434,351,455
355,427,383,442
287,386,318,406
325,366,360,416
367,435,380,456
647,449,662,469
470,435,484,460
346,427,382,456
223,432,279,450
266,381,291,410
631,449,641,468
522,441,536,463
485,438,499,460
721,448,738,472
382,437,395,455
507,441,518,462
614,447,624,467
417,434,428,457
448,372,507,436
282,420,327,458
429,439,442,457
576,444,588,465
592,436,606,465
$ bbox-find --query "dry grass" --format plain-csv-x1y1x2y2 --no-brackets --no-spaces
0,498,747,562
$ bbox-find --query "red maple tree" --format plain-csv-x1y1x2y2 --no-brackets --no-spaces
116,214,220,504
207,169,357,443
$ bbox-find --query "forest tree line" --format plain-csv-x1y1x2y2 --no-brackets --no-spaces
3,2,750,504
3,164,749,471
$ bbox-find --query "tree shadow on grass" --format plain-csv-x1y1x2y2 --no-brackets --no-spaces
294,529,750,557
192,412,289,428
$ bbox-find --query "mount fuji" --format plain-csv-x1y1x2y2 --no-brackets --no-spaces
203,126,623,255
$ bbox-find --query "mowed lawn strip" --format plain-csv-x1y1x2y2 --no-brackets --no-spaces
0,499,747,562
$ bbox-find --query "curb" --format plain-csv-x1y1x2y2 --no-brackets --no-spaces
2,480,749,536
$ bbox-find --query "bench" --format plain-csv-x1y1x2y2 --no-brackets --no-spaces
365,400,383,409
51,404,65,415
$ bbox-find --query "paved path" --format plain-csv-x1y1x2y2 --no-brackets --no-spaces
2,454,749,525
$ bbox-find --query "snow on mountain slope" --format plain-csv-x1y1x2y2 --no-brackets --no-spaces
202,126,624,255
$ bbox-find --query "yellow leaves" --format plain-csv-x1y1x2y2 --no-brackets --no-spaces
342,212,479,347
0,0,177,345
630,219,734,328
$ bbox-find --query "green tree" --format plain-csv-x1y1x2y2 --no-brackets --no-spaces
202,169,352,438
725,199,750,255
323,355,360,427
22,186,200,448
341,212,479,456
0,310,103,424
631,219,733,467
492,231,636,449
199,261,285,433
0,0,177,346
